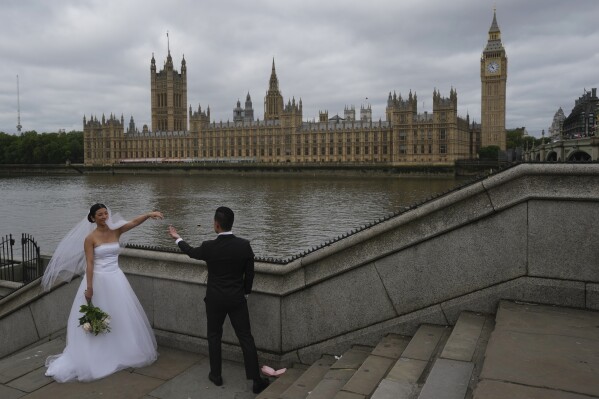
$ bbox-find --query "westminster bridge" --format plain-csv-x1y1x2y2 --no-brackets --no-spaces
524,136,599,162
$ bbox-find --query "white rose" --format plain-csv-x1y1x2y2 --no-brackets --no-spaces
104,317,111,325
83,322,92,332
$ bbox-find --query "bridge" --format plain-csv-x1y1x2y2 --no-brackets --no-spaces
524,136,599,161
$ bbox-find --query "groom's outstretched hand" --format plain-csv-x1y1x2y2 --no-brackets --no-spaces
168,225,181,240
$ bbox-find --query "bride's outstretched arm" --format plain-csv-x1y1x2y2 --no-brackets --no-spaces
119,211,164,234
84,236,94,302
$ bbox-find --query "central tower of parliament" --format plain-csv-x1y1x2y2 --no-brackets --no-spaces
84,11,506,166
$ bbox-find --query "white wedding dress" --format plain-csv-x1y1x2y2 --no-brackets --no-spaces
45,242,158,382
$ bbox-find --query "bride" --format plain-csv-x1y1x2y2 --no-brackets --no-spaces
42,203,163,382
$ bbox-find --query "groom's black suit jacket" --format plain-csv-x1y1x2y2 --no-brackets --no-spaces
178,234,255,305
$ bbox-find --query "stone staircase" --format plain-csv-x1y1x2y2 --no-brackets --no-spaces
2,301,598,398
259,311,493,399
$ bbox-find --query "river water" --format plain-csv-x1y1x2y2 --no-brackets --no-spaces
0,173,463,260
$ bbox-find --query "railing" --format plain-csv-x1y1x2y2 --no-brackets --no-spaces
21,234,43,285
0,233,43,288
0,234,16,281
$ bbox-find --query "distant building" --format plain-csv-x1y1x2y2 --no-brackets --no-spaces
548,108,566,141
83,58,474,165
84,11,505,166
562,88,598,139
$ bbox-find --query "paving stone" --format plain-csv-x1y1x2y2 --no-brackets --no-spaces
133,346,204,381
386,357,427,383
481,328,599,397
0,384,26,399
400,325,448,361
370,334,410,360
280,355,336,399
341,355,395,396
417,358,473,399
441,311,486,362
309,350,372,399
371,378,414,399
148,357,255,399
495,300,599,339
308,370,355,399
333,391,366,399
473,379,597,399
6,366,53,393
0,339,64,384
351,345,373,353
21,369,164,399
331,348,371,370
257,367,306,399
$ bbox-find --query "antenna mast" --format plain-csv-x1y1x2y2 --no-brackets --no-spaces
16,75,22,133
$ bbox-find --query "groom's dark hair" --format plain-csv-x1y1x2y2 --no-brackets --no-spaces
214,206,234,231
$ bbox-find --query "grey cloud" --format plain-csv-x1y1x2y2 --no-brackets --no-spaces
1,0,597,136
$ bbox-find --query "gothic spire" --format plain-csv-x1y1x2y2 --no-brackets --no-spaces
269,58,279,91
484,9,504,52
489,9,500,34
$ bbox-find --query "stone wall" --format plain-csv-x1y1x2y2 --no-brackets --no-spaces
1,163,598,365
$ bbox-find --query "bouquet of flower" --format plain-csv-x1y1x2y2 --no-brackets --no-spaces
78,302,111,335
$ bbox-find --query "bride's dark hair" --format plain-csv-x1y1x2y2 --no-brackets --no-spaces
87,203,107,223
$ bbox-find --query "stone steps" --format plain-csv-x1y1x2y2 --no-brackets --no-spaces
279,355,337,399
373,324,451,399
415,312,493,399
259,312,492,399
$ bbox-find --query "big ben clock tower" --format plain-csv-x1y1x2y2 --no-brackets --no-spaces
481,9,507,151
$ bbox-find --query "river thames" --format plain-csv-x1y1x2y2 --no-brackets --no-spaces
0,173,464,259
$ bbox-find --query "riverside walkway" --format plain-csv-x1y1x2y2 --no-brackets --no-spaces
1,300,598,398
0,341,255,398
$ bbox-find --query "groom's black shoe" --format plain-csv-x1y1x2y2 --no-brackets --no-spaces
253,377,270,394
208,372,223,386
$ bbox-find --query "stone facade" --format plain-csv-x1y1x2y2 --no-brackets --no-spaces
563,88,598,139
548,107,566,141
83,59,475,166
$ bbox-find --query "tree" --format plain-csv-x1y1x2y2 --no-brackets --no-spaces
478,145,500,160
0,131,84,164
506,127,543,150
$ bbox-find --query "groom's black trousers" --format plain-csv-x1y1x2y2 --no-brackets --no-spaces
205,298,260,380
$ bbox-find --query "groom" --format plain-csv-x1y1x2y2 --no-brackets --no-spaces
168,206,269,394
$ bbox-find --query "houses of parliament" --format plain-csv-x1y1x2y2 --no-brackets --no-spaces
83,11,507,166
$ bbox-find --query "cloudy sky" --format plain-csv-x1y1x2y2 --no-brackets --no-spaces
0,0,597,137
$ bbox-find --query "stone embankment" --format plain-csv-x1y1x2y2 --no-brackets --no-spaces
0,162,489,177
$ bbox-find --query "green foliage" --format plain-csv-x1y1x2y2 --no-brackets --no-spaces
0,130,83,164
506,127,543,149
478,145,500,160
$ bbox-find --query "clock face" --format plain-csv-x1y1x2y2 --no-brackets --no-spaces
487,62,499,73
